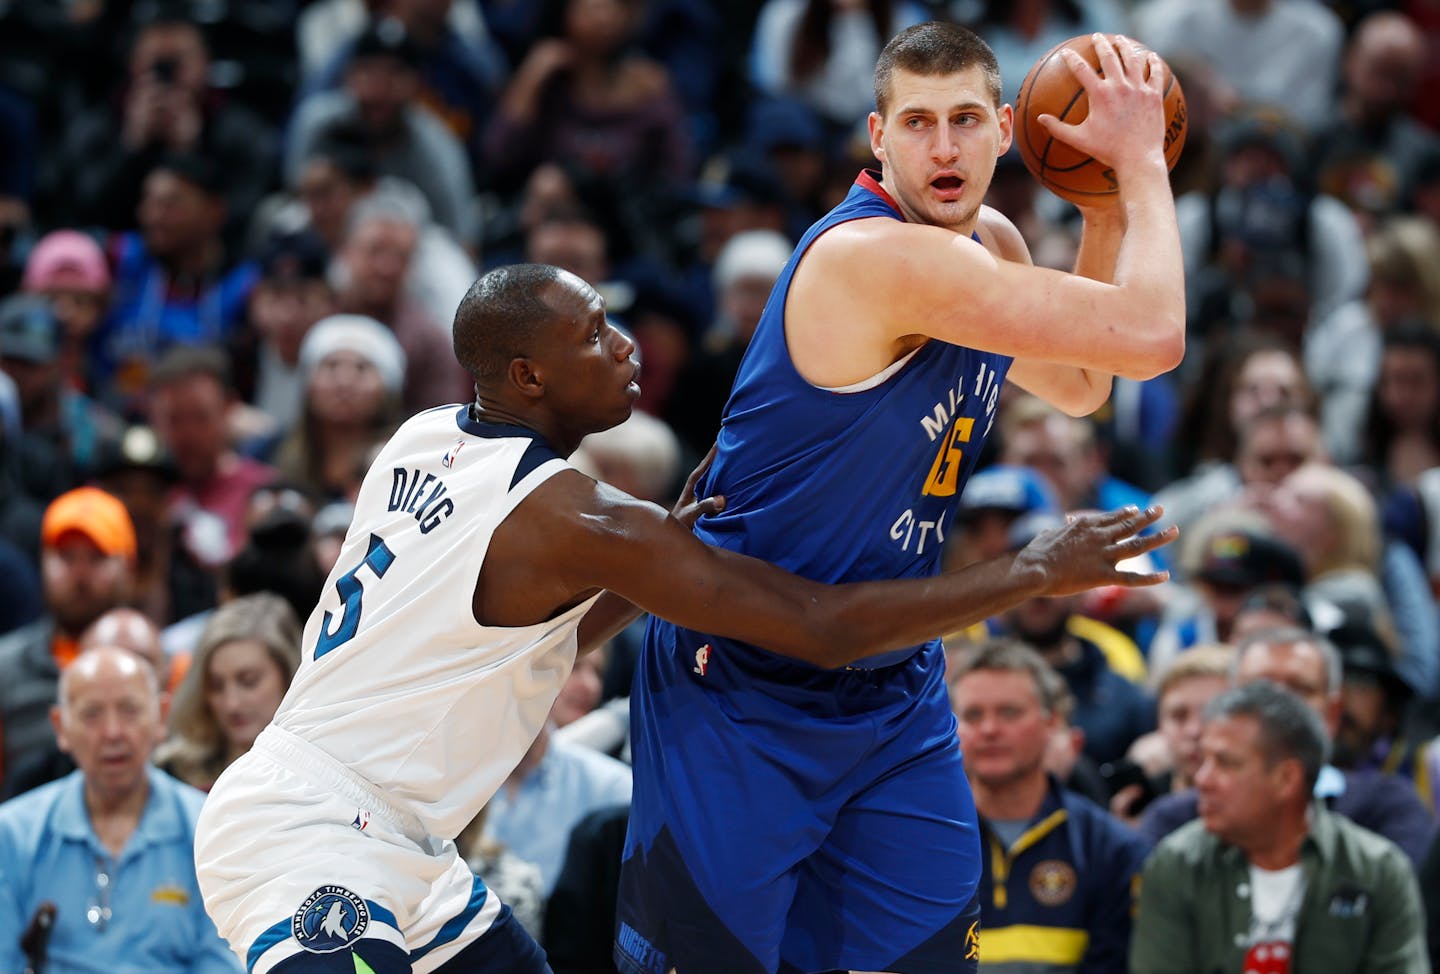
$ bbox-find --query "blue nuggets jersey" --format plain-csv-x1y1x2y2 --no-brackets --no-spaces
696,170,1012,667
620,171,1003,974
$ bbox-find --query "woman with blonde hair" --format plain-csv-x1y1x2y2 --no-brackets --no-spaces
159,592,303,790
1260,462,1438,697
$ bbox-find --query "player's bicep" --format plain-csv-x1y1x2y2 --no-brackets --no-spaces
826,221,1123,363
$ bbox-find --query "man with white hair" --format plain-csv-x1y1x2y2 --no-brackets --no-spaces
0,646,239,972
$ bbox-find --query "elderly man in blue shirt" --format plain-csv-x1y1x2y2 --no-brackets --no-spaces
0,645,239,973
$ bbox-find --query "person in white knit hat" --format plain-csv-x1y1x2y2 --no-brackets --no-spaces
273,314,408,501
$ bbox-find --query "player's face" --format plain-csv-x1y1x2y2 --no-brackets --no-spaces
869,66,1012,234
540,275,639,440
953,669,1055,789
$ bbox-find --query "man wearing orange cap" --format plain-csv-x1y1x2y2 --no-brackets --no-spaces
0,486,137,796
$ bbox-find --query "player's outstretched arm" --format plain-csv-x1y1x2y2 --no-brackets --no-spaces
575,446,724,654
492,471,1175,670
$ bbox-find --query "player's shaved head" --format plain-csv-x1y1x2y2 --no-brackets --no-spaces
454,263,586,386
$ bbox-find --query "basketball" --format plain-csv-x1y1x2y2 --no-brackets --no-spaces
1014,34,1187,205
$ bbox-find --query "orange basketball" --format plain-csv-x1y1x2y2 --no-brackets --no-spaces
1014,34,1187,205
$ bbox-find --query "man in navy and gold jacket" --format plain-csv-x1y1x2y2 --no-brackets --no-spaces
951,639,1150,972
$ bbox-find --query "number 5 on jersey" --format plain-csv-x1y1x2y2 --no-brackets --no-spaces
315,534,397,660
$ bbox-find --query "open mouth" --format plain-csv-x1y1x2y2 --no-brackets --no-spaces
931,175,964,194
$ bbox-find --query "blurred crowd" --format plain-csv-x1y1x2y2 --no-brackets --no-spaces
0,0,1438,971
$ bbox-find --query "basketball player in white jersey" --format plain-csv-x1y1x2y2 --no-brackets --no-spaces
193,263,1175,974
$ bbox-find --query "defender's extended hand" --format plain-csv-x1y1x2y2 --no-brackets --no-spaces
1015,505,1177,597
672,443,725,528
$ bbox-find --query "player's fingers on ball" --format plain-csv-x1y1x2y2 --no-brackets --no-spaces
1126,44,1149,82
1092,32,1121,75
1059,47,1100,86
1145,51,1165,90
1035,113,1076,139
1109,35,1135,75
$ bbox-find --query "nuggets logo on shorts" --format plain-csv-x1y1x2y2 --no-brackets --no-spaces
1029,860,1078,907
292,885,370,953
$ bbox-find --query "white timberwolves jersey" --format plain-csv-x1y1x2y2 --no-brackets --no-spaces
274,405,599,840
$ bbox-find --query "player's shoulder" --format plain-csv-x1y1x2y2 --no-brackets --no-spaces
976,205,1029,262
511,466,652,534
805,213,970,277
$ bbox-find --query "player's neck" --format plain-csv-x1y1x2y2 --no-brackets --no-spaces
469,400,539,435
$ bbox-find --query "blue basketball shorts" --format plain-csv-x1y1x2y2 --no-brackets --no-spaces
615,624,983,974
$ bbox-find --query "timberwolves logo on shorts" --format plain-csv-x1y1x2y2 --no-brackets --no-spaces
292,885,370,952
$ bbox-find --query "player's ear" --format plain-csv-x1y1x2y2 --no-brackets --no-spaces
868,111,885,163
508,356,545,400
997,103,1014,156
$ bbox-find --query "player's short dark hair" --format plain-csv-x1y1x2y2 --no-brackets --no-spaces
874,22,1002,116
453,264,568,384
1203,681,1329,793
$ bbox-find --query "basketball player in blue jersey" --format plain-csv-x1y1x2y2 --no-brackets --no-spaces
193,262,1172,974
615,22,1186,974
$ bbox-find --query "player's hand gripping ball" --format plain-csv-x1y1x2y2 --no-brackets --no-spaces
1015,33,1187,205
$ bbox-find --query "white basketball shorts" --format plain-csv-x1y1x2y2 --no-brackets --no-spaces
195,726,501,974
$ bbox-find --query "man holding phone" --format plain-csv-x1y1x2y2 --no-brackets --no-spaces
55,8,275,251
951,640,1151,972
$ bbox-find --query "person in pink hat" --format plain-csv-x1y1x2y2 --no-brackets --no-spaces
21,230,112,394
